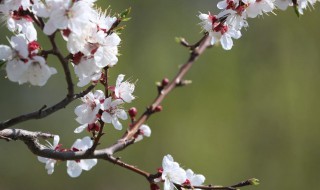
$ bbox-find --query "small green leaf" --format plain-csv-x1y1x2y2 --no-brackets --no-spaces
122,17,131,22
248,178,260,186
175,37,183,43
119,7,131,19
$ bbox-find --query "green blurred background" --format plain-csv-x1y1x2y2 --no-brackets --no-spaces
1,0,320,189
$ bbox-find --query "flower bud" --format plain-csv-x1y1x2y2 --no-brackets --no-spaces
154,105,162,112
128,107,138,118
161,78,169,86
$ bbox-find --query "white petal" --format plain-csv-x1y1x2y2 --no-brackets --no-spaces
79,159,97,171
134,135,143,142
53,135,60,147
170,167,187,184
217,1,227,9
164,180,173,190
0,45,12,60
74,124,88,133
10,34,28,58
116,74,125,88
140,125,151,137
27,57,57,86
101,112,112,123
111,99,124,107
116,109,128,120
43,18,58,35
93,90,105,100
104,33,121,47
101,97,112,110
37,156,49,163
198,13,209,21
45,160,56,175
6,59,29,84
220,34,233,50
112,117,123,130
67,161,83,178
73,136,93,150
162,155,174,170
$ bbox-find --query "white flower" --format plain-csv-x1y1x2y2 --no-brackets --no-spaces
32,0,63,18
185,169,206,189
115,74,135,103
0,0,32,11
67,136,98,178
92,10,117,32
93,32,121,68
275,0,317,14
73,56,102,87
199,13,241,50
37,135,60,175
74,90,105,125
245,0,275,18
20,56,57,86
1,34,57,86
161,155,187,190
274,0,292,10
43,0,96,35
217,0,241,10
101,97,127,130
1,8,38,41
66,22,97,55
135,124,151,142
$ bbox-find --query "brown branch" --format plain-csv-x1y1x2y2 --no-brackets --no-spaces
0,128,150,179
0,128,256,190
175,178,259,190
47,32,74,97
106,33,211,154
0,84,96,130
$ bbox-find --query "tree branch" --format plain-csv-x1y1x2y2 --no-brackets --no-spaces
48,32,74,97
107,33,211,154
0,84,96,130
0,128,256,190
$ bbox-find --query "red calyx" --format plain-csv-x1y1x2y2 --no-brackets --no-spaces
62,29,71,38
72,52,84,65
12,7,33,22
28,41,40,53
87,123,100,132
183,179,191,185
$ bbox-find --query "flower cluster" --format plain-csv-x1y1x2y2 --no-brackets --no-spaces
74,74,138,132
0,0,121,86
38,136,97,177
199,0,319,50
156,155,205,190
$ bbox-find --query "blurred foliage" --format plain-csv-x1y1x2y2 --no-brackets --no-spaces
0,0,320,190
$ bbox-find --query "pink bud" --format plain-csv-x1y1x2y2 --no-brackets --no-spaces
128,107,138,118
154,105,162,112
161,78,169,86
